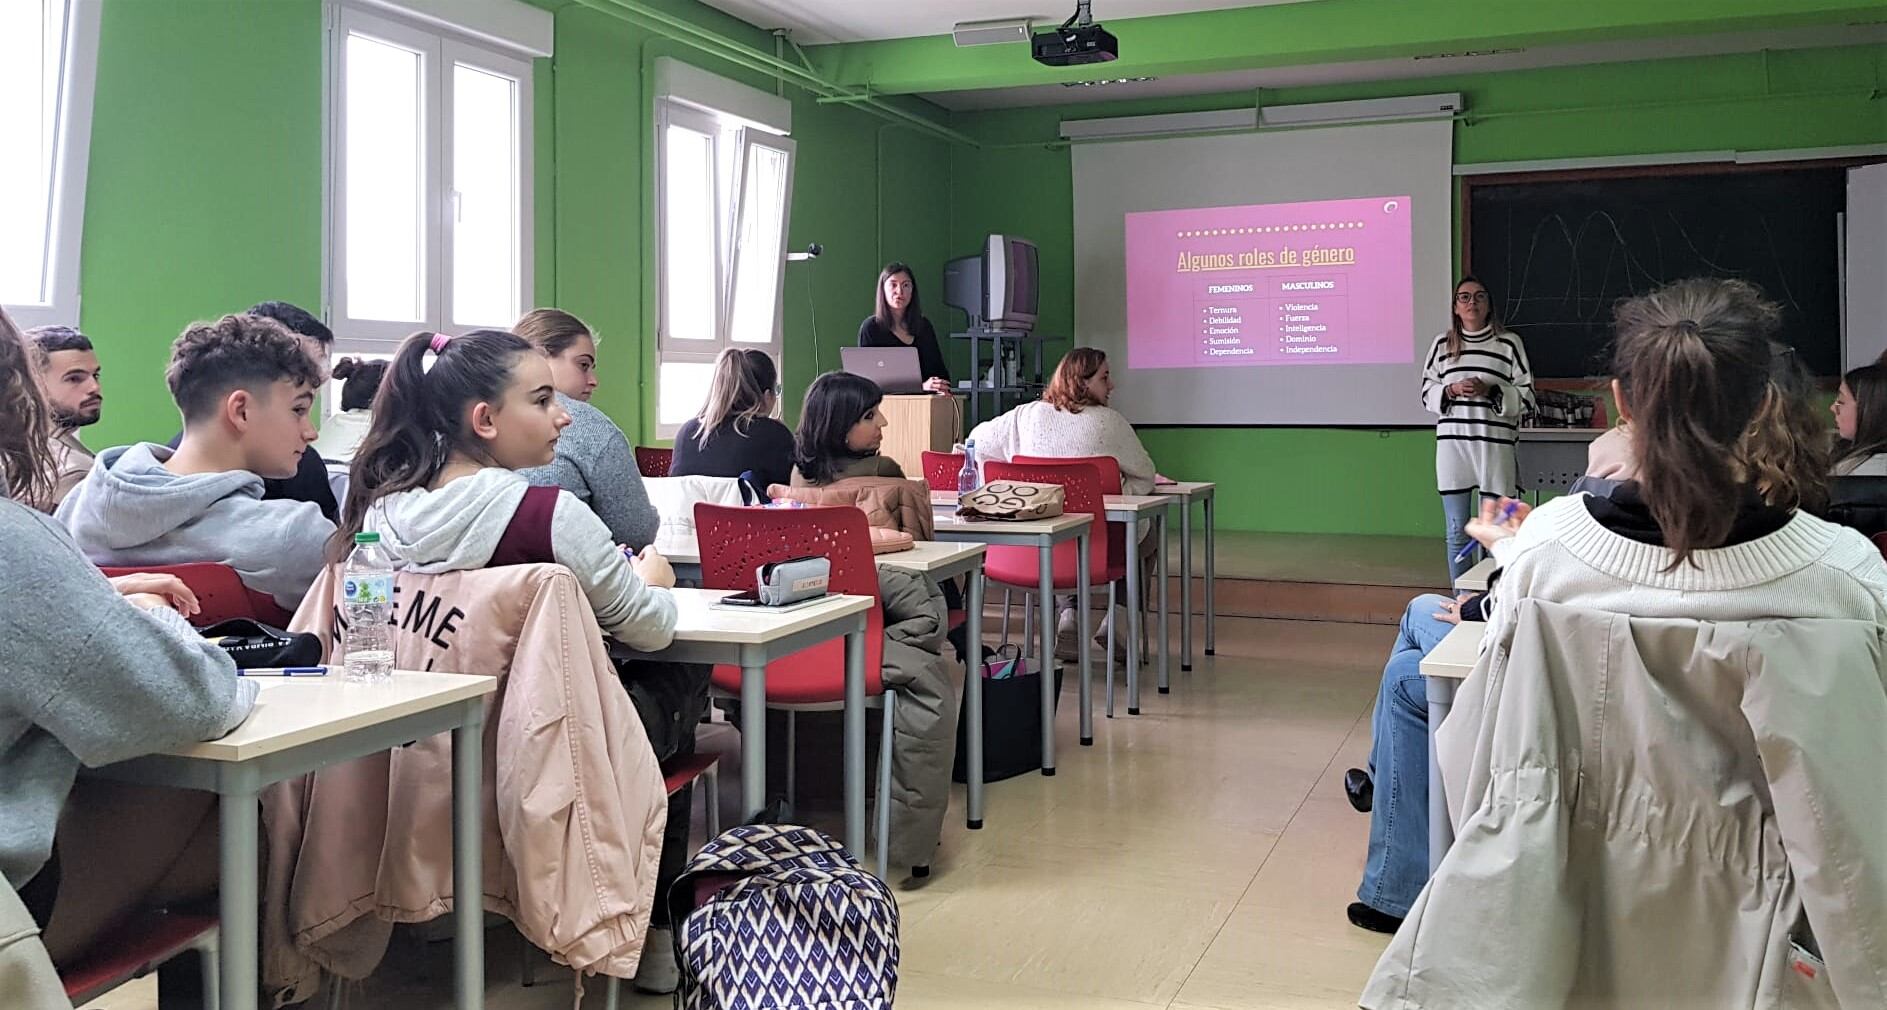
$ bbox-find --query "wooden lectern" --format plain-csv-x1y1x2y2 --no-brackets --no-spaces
879,394,961,478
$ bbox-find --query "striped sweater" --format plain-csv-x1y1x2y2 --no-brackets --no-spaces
1420,327,1535,497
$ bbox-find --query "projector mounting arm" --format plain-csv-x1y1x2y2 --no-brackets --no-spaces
1060,0,1095,31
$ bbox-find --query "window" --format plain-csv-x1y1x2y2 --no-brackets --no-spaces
656,64,796,435
0,0,99,328
327,3,535,352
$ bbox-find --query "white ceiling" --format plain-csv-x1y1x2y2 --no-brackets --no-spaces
695,0,1312,45
929,22,1887,110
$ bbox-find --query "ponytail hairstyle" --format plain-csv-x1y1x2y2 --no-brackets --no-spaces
1612,278,1780,568
1834,363,1887,472
695,347,779,449
793,370,884,486
1446,276,1502,361
331,356,390,412
0,306,54,506
1739,344,1829,514
331,329,535,555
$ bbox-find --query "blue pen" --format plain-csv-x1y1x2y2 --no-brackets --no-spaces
1454,500,1520,563
239,666,329,677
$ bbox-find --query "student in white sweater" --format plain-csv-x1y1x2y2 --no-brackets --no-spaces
969,347,1159,658
967,346,1157,493
1454,277,1887,814
1420,277,1535,580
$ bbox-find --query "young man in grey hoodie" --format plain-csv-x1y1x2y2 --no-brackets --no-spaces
57,314,334,611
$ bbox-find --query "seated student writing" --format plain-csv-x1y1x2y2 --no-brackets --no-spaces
335,329,693,992
58,314,335,611
0,306,257,968
792,371,905,485
672,347,795,492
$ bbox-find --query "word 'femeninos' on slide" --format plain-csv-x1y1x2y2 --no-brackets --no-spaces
1124,195,1415,369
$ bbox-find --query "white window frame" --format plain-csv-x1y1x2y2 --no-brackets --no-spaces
654,61,794,438
3,0,101,329
324,1,536,354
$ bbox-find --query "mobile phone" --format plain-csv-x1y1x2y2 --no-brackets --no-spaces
719,589,765,607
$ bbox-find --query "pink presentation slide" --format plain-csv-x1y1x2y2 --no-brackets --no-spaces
1124,195,1414,369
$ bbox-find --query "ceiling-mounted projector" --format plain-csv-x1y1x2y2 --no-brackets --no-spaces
1033,0,1117,67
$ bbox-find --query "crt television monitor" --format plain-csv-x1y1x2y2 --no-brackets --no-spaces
985,234,1039,332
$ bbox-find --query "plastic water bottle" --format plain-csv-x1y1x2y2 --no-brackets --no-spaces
957,440,980,495
342,531,395,683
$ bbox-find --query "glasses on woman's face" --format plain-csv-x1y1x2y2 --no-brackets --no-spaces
1455,291,1490,305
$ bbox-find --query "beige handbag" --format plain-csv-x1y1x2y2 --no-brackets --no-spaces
956,480,1066,521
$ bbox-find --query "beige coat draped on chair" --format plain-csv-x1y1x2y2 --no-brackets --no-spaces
261,564,666,1004
1363,599,1887,1009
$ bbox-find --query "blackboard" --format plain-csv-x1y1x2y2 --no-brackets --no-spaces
1466,167,1845,378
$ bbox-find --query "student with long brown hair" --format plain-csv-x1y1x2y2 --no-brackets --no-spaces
0,306,256,967
512,308,660,549
1419,277,1535,580
671,347,794,490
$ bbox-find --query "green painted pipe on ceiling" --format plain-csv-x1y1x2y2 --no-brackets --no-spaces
566,0,981,148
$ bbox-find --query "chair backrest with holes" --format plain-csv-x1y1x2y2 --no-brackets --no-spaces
635,446,674,478
920,451,965,492
982,461,1109,587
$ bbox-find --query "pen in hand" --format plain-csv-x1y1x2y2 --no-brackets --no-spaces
1455,499,1520,563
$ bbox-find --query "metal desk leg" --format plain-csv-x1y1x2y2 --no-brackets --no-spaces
1180,499,1193,672
844,629,868,860
452,703,486,1010
1157,513,1170,694
1077,527,1093,745
965,570,986,829
1125,515,1142,715
1038,539,1057,775
1426,676,1457,875
1204,494,1217,657
740,664,766,822
218,771,262,1010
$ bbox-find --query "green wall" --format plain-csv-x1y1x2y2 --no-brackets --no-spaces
947,44,1887,535
80,0,323,449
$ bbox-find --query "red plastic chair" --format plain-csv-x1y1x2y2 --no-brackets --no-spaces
594,748,722,1002
692,503,899,874
1016,453,1159,663
635,446,674,478
982,460,1135,730
920,451,965,492
100,562,295,628
62,910,219,1008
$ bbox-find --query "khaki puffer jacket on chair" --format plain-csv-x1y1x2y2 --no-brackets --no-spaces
765,477,934,541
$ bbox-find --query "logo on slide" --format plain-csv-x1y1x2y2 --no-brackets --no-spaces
1382,200,1399,214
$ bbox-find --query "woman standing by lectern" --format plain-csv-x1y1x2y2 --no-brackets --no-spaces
858,262,952,394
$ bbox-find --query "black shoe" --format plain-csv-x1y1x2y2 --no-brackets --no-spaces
1347,902,1404,934
1344,768,1373,813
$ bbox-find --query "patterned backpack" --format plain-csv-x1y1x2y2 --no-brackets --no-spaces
669,824,900,1009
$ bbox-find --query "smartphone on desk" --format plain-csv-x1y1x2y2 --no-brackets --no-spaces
718,589,765,607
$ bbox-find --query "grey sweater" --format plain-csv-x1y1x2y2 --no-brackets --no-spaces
519,394,660,550
0,499,257,889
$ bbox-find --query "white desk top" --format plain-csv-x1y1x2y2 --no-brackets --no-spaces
931,512,1093,538
1456,557,1496,593
166,671,495,763
1105,495,1170,516
1153,481,1216,497
664,588,875,646
658,539,985,575
1420,621,1486,681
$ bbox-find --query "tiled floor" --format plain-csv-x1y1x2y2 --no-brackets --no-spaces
83,614,1396,1009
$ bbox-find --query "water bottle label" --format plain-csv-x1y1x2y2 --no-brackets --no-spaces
344,573,394,605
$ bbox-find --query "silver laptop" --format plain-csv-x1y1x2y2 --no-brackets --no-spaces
840,345,926,394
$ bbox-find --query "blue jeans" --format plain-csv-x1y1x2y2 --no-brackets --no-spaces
1441,491,1477,582
1358,594,1456,917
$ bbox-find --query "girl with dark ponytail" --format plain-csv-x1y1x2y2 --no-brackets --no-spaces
332,329,679,652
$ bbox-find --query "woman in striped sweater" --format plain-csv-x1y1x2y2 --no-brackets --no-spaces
1420,277,1535,579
